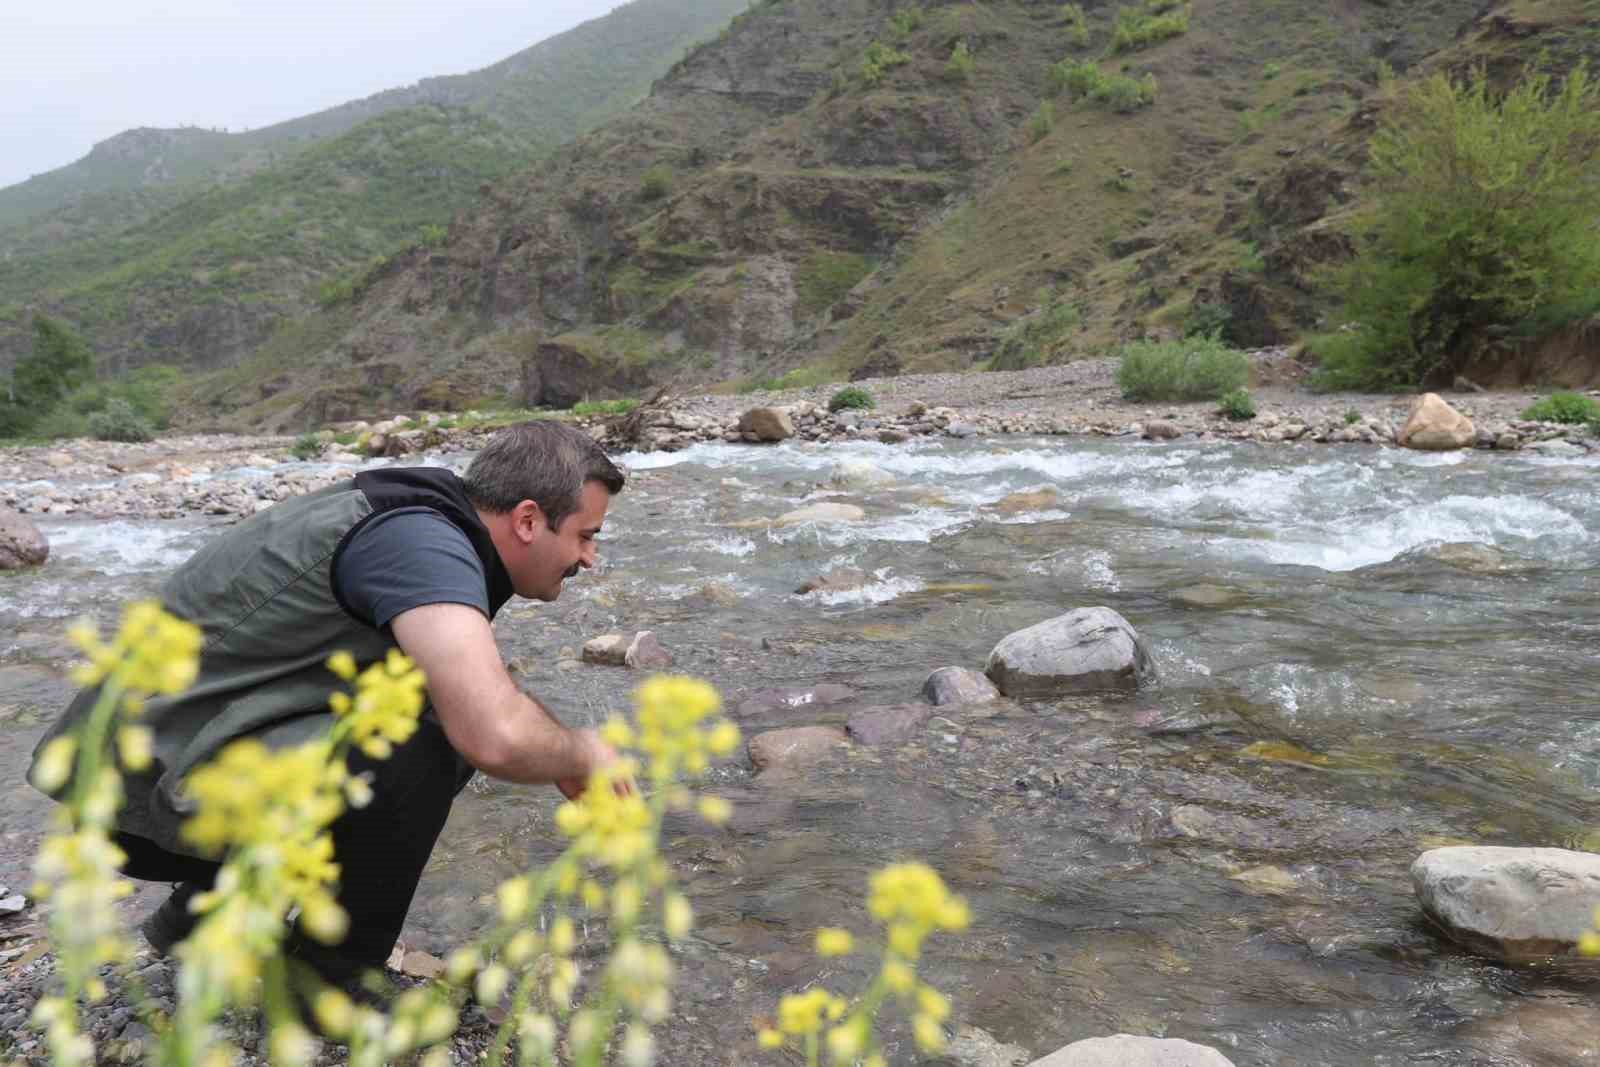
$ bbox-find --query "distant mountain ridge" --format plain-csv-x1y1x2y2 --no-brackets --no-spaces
0,0,749,375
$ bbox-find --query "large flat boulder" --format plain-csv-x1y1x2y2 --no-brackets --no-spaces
1412,846,1600,962
0,510,48,571
1029,1035,1235,1066
1399,392,1474,451
986,607,1156,697
748,726,847,772
738,406,795,442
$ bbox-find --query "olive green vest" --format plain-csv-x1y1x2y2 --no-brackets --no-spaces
31,468,513,857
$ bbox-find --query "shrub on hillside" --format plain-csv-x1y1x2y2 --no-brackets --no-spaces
639,165,673,202
291,433,324,461
1062,3,1090,46
1050,59,1156,112
993,301,1082,369
1315,65,1600,390
1116,336,1249,401
860,41,911,87
1110,1,1189,53
944,40,975,81
828,386,876,412
1521,392,1600,425
88,398,154,442
1028,99,1056,143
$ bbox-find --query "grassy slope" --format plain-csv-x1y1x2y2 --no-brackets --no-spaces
0,0,748,375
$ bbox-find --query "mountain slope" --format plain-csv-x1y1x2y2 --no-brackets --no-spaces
0,0,749,377
176,0,1600,431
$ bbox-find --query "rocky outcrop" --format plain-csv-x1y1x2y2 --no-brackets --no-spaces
986,607,1156,697
0,510,48,570
522,338,655,410
1029,1035,1235,1066
1399,393,1475,451
1412,846,1600,963
922,667,999,707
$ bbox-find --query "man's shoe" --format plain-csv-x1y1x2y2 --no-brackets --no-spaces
139,882,201,956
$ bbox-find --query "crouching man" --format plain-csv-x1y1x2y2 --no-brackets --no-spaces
29,420,625,985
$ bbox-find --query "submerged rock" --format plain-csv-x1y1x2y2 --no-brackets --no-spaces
734,683,857,718
1169,583,1246,609
922,666,1000,706
845,704,933,745
1398,393,1474,451
775,502,866,525
828,459,893,489
0,509,48,571
1412,846,1600,962
748,726,848,772
795,568,869,595
986,607,1156,697
1029,1034,1235,1065
946,1025,1031,1066
990,488,1059,515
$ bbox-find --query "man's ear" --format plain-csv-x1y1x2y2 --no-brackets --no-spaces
512,500,546,543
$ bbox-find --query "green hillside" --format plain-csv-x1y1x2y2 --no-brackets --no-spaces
0,0,749,378
168,0,1600,431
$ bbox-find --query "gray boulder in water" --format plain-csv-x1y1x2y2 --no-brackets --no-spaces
0,509,48,571
1412,846,1600,963
986,607,1156,697
922,666,1000,706
1028,1035,1235,1066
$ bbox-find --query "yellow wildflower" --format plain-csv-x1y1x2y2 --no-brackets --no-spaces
757,1028,784,1049
116,726,153,772
815,926,854,957
31,736,77,794
698,795,732,825
664,894,693,940
913,1013,947,1053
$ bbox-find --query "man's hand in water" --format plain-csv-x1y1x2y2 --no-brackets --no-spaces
556,727,633,799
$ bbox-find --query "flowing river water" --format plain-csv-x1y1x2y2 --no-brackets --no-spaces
3,435,1599,1064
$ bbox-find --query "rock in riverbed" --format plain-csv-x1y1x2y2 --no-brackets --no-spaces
986,607,1156,697
1412,846,1600,962
922,667,1000,706
1398,393,1474,451
0,509,48,570
1029,1034,1235,1065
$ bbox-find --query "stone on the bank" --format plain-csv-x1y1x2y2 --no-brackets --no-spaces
1029,1035,1235,1066
1143,420,1182,440
0,509,49,570
400,950,447,978
739,407,795,442
986,607,1156,697
0,892,25,914
581,634,629,666
846,704,933,745
748,726,848,772
1398,393,1474,451
879,428,911,444
1412,846,1600,962
624,630,673,669
776,502,865,526
922,667,1000,706
946,1025,1031,1067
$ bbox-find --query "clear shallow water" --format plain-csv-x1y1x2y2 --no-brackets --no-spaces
4,437,1600,1064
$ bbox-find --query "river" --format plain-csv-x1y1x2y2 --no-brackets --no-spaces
3,434,1598,1064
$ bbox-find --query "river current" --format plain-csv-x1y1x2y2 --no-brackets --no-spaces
2,435,1598,1064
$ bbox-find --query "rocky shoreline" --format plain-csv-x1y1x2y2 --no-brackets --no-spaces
0,359,1593,525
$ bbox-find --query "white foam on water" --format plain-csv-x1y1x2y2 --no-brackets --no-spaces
762,506,973,546
693,534,758,558
994,508,1074,526
39,520,205,576
1025,548,1121,591
1224,493,1588,572
802,571,927,607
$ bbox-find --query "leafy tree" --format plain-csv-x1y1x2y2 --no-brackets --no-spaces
1,315,96,435
1316,65,1600,389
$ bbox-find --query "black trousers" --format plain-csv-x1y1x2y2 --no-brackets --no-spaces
116,717,473,977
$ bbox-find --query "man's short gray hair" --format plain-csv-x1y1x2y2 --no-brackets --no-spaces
463,421,624,528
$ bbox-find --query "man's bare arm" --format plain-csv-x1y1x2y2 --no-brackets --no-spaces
390,602,608,786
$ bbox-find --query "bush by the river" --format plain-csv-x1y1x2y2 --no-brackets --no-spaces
1116,335,1249,401
1314,65,1600,390
1218,388,1257,421
829,386,876,412
88,398,155,443
1521,391,1599,425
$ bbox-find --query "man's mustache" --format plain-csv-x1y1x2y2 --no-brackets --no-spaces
564,563,581,578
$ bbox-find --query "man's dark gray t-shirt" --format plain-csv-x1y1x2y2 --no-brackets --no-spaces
336,507,490,629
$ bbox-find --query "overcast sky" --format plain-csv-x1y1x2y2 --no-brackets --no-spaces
1,0,624,190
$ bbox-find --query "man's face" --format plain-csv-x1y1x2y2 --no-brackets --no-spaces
515,480,611,602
